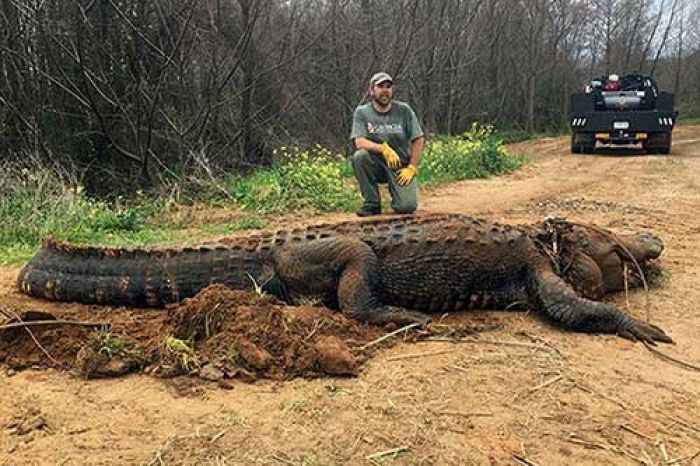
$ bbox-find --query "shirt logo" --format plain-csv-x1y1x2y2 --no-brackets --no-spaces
367,122,403,134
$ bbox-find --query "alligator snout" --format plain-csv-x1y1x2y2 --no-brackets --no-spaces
629,232,664,260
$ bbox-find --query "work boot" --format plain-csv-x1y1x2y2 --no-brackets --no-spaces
356,205,381,217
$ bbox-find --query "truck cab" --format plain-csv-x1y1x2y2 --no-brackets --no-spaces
570,74,677,154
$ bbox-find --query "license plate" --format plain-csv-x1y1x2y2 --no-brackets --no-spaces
613,121,629,129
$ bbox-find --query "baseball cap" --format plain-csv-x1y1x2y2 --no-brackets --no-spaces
370,72,393,86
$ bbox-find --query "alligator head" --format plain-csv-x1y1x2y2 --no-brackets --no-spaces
536,218,664,299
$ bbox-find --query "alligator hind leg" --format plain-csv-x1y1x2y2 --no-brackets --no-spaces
272,238,430,325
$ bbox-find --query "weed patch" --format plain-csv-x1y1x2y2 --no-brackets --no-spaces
226,145,359,214
420,124,524,185
0,160,173,263
0,164,265,265
157,336,200,376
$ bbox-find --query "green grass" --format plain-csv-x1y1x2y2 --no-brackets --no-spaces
198,217,267,236
92,329,144,361
0,220,267,266
0,184,267,265
0,125,525,265
678,116,700,125
494,128,532,143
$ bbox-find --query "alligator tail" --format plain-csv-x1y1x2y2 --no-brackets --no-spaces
17,238,266,307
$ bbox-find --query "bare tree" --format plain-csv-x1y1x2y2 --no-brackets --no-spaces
1,0,698,194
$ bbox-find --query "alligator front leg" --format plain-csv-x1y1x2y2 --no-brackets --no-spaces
271,238,430,326
527,263,672,344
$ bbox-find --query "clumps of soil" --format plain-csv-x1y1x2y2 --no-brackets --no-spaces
73,331,143,378
6,407,49,436
0,285,395,382
163,285,385,380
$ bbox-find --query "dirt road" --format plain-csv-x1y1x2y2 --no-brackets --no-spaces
1,127,699,465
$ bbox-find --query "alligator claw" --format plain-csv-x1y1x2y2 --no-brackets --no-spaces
618,319,673,345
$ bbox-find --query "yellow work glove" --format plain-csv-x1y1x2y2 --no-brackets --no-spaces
380,142,401,169
396,164,418,186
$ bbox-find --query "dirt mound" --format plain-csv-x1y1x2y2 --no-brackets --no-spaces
0,285,391,382
160,284,386,380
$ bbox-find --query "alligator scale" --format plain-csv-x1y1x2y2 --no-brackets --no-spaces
17,214,671,343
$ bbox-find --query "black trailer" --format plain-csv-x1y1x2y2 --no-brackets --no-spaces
569,74,677,154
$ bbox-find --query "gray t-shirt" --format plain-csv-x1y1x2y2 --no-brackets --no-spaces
350,100,424,163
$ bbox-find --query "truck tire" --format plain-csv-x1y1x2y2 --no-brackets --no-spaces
644,133,672,155
571,134,582,153
571,133,594,154
659,132,672,154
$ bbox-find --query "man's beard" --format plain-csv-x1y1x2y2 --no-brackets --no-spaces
374,94,391,109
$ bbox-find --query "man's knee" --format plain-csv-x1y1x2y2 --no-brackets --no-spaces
351,149,372,167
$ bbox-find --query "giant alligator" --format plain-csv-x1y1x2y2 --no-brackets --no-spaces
17,214,671,343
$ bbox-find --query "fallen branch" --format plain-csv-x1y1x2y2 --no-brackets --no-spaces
359,323,421,350
530,374,563,392
620,424,654,441
366,446,410,460
659,414,700,435
565,434,650,464
439,410,493,418
0,320,108,332
643,342,700,372
270,454,296,465
516,374,563,400
565,434,616,451
667,450,700,465
2,310,61,366
513,455,540,466
516,331,568,359
658,441,669,463
570,379,627,409
208,428,229,444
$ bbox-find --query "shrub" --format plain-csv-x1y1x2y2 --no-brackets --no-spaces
420,124,524,185
227,145,359,213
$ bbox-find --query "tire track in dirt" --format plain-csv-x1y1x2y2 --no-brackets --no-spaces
422,149,633,216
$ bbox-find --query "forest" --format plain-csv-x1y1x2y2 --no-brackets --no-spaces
1,0,698,192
